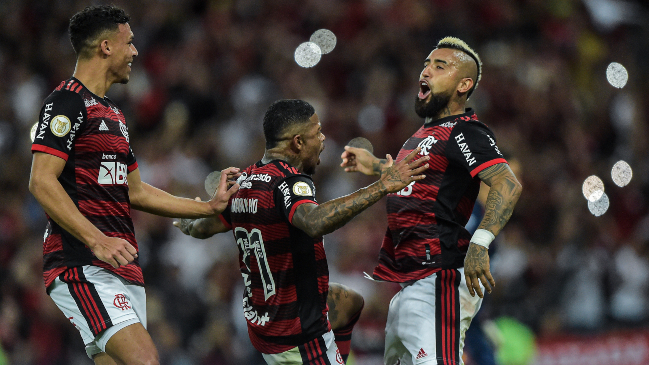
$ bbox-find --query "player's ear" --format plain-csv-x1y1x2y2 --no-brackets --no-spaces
100,39,111,56
457,77,474,94
292,134,303,151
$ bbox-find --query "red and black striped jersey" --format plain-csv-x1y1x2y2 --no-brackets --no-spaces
220,160,330,354
373,109,507,283
31,78,142,288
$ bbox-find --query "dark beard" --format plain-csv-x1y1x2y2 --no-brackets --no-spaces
414,92,451,119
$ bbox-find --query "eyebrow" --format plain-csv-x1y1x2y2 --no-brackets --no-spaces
424,58,449,65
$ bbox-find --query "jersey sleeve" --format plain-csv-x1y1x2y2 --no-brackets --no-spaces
126,146,138,172
274,175,318,224
447,122,507,178
31,91,86,161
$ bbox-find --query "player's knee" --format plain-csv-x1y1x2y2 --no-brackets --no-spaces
349,287,364,315
134,352,160,365
328,283,364,324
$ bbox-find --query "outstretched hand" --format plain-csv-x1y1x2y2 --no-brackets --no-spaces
379,147,429,193
207,167,240,215
340,146,381,176
464,243,496,298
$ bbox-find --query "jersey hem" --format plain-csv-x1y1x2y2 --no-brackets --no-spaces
372,266,442,283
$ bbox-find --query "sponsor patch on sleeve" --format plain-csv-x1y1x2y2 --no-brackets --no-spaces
292,181,313,196
50,115,71,137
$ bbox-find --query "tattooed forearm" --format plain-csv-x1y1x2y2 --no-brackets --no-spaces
294,182,387,237
477,164,522,236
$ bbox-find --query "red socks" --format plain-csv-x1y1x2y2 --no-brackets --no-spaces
333,305,363,364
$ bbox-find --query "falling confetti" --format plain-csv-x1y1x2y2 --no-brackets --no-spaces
588,193,609,217
294,42,322,68
611,160,632,187
606,62,628,89
582,175,604,202
310,29,337,54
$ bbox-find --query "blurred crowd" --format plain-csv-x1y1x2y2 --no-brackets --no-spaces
1,0,648,364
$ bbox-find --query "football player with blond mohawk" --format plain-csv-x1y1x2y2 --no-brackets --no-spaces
341,37,523,365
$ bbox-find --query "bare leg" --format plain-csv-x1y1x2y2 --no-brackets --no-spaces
93,352,122,365
98,323,160,365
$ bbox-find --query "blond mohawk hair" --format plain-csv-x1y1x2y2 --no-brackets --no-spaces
436,36,482,99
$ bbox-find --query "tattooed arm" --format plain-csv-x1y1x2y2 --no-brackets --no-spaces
293,148,429,238
464,163,522,298
476,163,522,236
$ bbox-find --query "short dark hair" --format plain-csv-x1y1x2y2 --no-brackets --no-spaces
69,5,130,59
263,100,315,149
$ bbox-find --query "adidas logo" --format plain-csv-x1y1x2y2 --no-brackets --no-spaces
415,348,428,360
99,120,109,131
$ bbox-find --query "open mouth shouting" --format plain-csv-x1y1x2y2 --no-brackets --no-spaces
418,80,431,100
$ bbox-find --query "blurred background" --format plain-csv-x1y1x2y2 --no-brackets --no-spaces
1,0,649,364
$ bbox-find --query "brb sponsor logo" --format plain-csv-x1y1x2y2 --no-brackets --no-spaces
113,294,131,310
98,154,127,185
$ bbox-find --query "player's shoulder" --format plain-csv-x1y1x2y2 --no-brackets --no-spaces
257,160,311,180
449,111,494,136
44,82,83,104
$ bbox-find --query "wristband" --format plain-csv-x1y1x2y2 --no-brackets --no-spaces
470,229,495,249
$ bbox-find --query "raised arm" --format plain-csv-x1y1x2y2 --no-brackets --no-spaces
293,148,429,237
464,163,522,297
29,152,138,268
